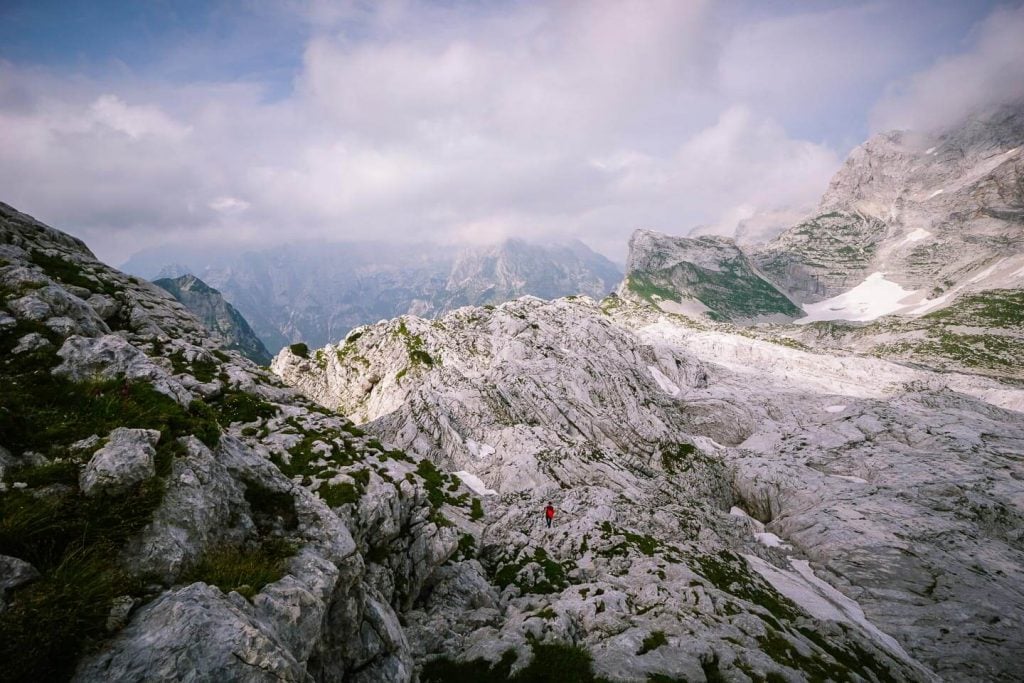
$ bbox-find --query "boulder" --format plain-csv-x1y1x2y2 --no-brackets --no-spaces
74,583,312,683
0,555,40,610
80,428,160,497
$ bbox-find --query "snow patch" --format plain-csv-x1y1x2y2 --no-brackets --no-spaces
830,474,868,484
825,405,846,413
898,228,931,247
755,532,790,548
925,146,937,154
648,365,681,397
926,189,943,199
796,273,919,323
453,471,498,496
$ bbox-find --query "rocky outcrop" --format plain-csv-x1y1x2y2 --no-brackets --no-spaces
79,428,160,497
275,292,1024,681
0,555,39,610
154,274,272,365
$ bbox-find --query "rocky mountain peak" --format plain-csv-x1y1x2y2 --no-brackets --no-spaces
755,102,1024,313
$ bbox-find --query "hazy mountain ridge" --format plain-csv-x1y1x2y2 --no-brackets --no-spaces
124,239,621,353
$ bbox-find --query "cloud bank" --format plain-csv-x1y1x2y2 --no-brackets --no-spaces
0,1,1016,263
871,3,1024,133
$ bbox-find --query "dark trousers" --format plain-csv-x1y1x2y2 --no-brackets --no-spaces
546,517,552,528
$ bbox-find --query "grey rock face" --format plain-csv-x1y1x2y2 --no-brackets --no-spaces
80,428,160,496
0,555,39,610
121,437,253,582
53,334,192,404
755,103,1024,306
11,332,51,354
74,583,314,683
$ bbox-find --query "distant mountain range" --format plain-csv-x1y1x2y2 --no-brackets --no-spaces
123,239,621,352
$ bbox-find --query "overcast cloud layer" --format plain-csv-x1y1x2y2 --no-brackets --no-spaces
1,0,1022,263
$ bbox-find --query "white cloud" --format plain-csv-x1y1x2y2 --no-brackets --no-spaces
871,4,1024,133
5,0,997,263
89,95,192,140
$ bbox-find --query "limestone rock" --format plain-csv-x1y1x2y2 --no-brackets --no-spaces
74,583,312,683
80,428,160,497
121,437,252,583
0,555,40,610
52,335,192,405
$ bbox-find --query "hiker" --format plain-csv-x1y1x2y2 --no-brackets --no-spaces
544,503,555,528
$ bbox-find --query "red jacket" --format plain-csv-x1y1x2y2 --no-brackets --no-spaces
544,505,555,519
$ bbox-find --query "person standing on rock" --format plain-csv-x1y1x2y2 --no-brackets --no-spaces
544,503,555,528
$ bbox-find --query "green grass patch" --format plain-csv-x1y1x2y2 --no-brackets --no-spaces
422,650,517,683
638,630,667,655
167,350,219,383
397,319,435,366
317,481,359,507
494,547,571,595
0,547,127,683
660,443,696,474
692,551,802,624
28,249,120,296
421,641,606,683
181,539,295,600
214,391,279,425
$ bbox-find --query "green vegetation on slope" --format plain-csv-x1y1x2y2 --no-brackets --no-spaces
0,321,226,681
627,257,800,322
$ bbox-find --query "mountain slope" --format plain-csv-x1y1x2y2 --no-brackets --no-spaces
618,229,801,322
0,202,481,681
274,294,1024,682
153,274,272,365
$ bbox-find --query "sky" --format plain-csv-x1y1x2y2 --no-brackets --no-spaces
1,0,1023,265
